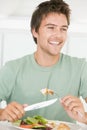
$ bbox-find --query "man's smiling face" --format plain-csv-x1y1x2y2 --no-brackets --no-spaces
32,13,68,56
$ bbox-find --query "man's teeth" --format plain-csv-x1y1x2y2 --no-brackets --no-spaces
50,41,60,45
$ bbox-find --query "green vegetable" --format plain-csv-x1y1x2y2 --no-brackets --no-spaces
24,117,38,124
13,115,48,129
13,119,21,126
33,115,48,125
33,125,46,129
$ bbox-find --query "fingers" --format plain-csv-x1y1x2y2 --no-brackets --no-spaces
0,102,25,122
62,97,79,110
61,95,83,110
60,95,85,122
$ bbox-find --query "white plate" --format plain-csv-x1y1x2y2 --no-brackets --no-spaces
0,120,82,130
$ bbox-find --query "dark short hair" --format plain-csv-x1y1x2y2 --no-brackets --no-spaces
30,0,71,44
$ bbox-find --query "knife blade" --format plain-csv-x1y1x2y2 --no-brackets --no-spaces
24,98,57,111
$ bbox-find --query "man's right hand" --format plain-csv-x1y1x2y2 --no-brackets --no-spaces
0,102,25,122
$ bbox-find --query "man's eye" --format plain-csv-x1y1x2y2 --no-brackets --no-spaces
47,26,54,29
61,28,67,31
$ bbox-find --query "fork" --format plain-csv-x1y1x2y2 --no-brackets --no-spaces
55,92,84,118
54,90,83,117
40,88,83,118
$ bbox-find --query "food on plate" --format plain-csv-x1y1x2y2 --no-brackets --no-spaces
57,123,70,130
40,88,54,95
13,115,71,130
13,115,55,130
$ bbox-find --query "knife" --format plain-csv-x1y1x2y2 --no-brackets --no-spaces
24,98,57,111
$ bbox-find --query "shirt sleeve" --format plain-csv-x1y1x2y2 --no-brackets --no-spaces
79,59,87,99
0,61,18,102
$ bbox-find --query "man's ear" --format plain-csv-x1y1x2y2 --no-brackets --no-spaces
31,28,38,38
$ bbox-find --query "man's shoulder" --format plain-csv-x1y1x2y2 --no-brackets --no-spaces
61,53,87,68
4,53,33,68
62,53,86,63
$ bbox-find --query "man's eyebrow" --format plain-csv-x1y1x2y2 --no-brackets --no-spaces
45,24,57,27
62,25,68,28
45,24,68,28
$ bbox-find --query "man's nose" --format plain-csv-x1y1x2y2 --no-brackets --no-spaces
53,28,62,37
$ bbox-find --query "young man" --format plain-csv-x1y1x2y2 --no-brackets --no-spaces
0,0,87,124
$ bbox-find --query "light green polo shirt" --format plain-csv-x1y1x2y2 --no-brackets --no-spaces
0,53,87,123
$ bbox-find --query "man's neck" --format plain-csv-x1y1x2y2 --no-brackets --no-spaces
34,52,60,67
